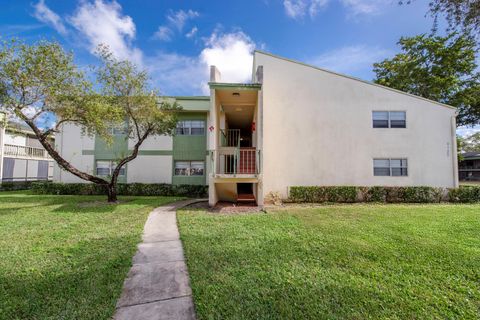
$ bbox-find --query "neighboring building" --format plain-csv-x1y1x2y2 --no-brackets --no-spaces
458,152,480,181
0,116,55,183
55,51,459,206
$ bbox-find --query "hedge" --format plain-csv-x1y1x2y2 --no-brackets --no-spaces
0,181,35,191
31,182,208,198
289,186,480,203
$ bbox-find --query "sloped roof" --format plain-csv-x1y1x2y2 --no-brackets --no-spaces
254,50,456,111
462,152,480,159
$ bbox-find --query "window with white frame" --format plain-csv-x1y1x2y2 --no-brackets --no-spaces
107,122,127,135
373,158,408,176
174,161,205,176
96,160,126,176
372,111,406,128
175,120,205,135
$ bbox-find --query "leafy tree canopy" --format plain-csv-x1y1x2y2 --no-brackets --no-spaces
0,39,181,202
461,131,480,151
400,0,480,36
373,32,480,126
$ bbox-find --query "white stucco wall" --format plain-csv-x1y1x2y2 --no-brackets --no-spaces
254,52,458,198
4,132,26,146
127,155,172,183
54,123,95,183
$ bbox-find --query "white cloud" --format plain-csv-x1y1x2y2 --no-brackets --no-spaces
33,0,67,35
283,0,391,19
167,9,199,31
153,26,173,41
153,9,199,42
457,126,480,138
146,52,205,95
341,0,391,17
200,31,255,87
186,26,198,38
309,45,390,79
283,0,328,19
148,30,256,95
68,0,142,65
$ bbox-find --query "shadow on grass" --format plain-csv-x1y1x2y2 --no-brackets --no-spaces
0,234,139,320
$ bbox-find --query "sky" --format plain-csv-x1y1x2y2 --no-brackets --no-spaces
0,0,478,136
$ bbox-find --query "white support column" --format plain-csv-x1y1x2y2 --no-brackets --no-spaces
208,66,221,207
0,112,6,182
451,115,459,188
256,66,264,206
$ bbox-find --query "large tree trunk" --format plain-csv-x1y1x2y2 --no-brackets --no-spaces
23,118,108,185
107,128,152,203
107,184,117,203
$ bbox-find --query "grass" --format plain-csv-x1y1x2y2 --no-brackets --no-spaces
178,204,480,319
460,181,480,186
0,191,183,320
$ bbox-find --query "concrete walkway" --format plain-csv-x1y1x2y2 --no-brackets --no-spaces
114,199,206,320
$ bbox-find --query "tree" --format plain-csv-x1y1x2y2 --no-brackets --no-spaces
462,131,480,151
0,39,180,202
401,0,480,35
93,44,180,201
373,32,480,126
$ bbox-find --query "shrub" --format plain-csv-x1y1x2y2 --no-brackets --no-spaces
289,186,358,203
0,181,35,191
400,186,443,203
448,186,480,203
290,185,480,204
32,182,208,198
363,186,387,202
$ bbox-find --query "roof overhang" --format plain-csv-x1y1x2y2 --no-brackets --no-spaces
208,82,262,91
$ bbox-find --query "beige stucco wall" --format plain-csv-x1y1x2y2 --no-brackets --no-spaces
127,155,172,183
254,52,458,198
54,123,95,183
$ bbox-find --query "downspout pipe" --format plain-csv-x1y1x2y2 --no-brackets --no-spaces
451,114,459,188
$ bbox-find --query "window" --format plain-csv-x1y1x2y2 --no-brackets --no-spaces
107,123,127,135
96,161,126,176
190,161,205,176
372,111,389,128
389,112,406,128
174,161,205,176
175,120,205,135
373,158,408,176
190,121,205,135
372,111,406,128
391,159,408,176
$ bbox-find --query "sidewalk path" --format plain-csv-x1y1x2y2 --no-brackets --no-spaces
114,199,206,320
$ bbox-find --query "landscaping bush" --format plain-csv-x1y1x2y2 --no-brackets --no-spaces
32,182,208,198
362,186,387,202
290,185,479,203
448,186,480,203
400,186,444,203
290,186,358,203
0,181,35,191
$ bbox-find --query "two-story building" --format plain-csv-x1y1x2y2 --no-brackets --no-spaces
0,115,55,183
54,51,459,206
458,152,480,181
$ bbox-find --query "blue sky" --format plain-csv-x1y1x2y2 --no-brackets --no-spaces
0,0,478,135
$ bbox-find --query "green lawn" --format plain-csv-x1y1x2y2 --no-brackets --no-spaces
0,191,183,320
178,204,480,319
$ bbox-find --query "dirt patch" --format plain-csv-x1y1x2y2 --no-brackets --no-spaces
182,201,263,214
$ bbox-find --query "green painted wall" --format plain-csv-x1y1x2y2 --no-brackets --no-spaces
172,112,207,185
94,133,128,183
